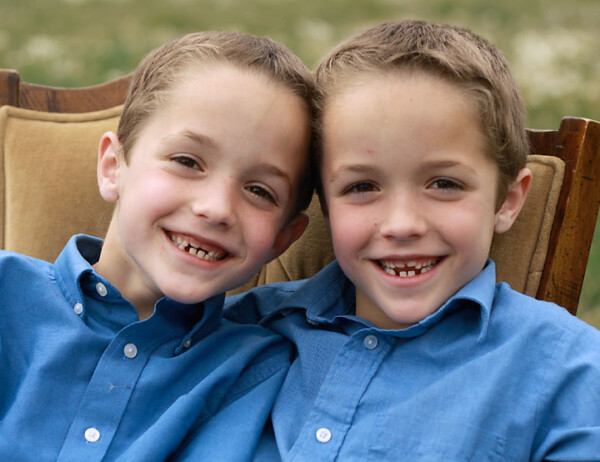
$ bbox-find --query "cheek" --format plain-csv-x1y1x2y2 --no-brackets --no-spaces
328,205,374,253
241,213,283,251
442,203,496,256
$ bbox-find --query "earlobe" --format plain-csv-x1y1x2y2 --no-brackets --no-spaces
97,131,123,203
270,213,309,260
494,168,532,234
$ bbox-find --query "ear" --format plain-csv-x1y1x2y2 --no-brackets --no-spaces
269,213,309,260
494,167,532,234
97,131,123,203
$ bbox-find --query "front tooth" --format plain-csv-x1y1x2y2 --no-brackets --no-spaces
408,270,416,277
407,261,416,268
399,271,407,277
189,247,197,256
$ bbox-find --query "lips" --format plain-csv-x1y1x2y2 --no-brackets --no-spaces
377,257,441,277
167,231,228,261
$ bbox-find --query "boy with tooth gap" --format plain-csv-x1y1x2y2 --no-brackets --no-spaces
0,31,316,461
225,20,600,461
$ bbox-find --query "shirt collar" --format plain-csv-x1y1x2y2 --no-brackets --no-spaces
271,259,496,339
54,234,224,354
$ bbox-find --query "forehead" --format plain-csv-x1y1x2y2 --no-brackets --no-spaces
321,71,493,171
131,64,311,169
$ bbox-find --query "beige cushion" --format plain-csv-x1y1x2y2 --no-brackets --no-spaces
0,105,120,262
490,155,564,296
0,105,564,298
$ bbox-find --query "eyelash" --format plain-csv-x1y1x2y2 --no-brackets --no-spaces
246,185,276,204
429,178,464,190
344,182,378,195
171,154,201,170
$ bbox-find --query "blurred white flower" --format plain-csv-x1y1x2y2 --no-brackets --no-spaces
24,35,63,61
296,18,335,44
512,29,596,103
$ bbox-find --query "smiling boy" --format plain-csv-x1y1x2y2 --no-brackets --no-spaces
0,31,314,461
225,21,600,461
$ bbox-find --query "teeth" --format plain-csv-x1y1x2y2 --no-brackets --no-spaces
169,232,226,262
378,258,440,277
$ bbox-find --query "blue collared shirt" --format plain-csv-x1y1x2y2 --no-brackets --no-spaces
226,260,600,462
0,235,291,461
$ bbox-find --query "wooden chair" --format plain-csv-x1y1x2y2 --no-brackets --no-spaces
1,68,599,316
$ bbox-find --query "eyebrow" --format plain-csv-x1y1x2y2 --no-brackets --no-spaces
420,159,479,174
327,164,379,183
161,130,218,150
251,163,293,188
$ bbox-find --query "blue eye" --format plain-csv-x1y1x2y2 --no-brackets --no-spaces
246,185,276,204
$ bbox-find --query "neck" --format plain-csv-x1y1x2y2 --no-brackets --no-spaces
93,221,160,321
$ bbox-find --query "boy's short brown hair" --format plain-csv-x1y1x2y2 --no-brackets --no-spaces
315,20,528,206
118,31,316,214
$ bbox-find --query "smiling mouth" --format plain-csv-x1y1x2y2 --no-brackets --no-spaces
377,258,441,277
167,232,228,262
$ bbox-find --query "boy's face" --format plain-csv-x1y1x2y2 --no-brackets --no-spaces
96,65,309,318
320,72,529,329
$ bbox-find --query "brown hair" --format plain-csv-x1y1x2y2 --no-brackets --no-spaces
118,31,316,214
315,20,528,206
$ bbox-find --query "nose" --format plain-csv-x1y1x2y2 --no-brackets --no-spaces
378,192,427,240
190,178,236,227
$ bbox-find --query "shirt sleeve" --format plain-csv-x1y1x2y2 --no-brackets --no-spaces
533,321,600,461
168,365,288,461
225,282,303,324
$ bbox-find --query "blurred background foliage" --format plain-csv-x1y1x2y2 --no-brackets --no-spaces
1,0,599,327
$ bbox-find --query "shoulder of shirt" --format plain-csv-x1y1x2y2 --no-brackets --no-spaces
493,281,600,344
0,249,53,276
224,279,308,324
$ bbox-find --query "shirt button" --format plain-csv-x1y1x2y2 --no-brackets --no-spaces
84,427,100,443
183,339,192,349
73,303,83,315
363,334,379,350
315,427,332,443
96,282,108,297
124,343,138,359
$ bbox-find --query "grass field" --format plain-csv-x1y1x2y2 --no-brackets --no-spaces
1,0,599,327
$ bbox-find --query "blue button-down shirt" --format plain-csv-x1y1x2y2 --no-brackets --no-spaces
0,235,291,461
226,260,600,462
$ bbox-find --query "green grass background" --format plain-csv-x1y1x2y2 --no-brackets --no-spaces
1,0,599,327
